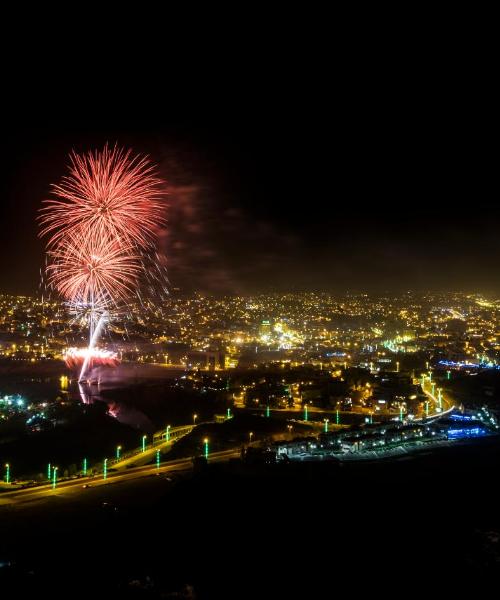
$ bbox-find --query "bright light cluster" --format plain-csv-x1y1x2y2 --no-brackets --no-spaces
63,347,119,369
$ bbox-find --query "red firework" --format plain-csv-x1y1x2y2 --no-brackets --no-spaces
46,234,141,306
64,347,119,370
39,144,165,250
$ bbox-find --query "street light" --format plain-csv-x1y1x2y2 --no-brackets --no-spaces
48,462,51,481
287,424,293,435
83,458,87,476
116,445,122,460
5,463,10,484
324,418,329,433
204,437,209,459
142,435,147,453
193,413,198,425
304,405,308,421
103,458,108,480
156,448,161,470
166,425,171,442
249,431,254,443
52,466,58,490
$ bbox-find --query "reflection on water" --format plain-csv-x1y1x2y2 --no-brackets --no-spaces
77,381,154,431
73,363,186,431
1,360,185,433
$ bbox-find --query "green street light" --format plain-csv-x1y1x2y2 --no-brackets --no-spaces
5,463,10,484
52,467,58,490
304,405,308,421
336,409,340,425
142,435,147,453
156,449,161,470
166,425,171,442
227,407,232,419
48,462,52,481
447,370,451,380
83,458,87,476
324,418,329,433
204,438,209,459
193,413,198,425
103,458,108,480
116,445,122,460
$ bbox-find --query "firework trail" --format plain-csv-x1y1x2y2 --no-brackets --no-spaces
40,144,166,382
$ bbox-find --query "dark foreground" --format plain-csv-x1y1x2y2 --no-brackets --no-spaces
1,438,500,599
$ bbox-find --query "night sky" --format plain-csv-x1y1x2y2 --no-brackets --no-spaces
1,103,498,296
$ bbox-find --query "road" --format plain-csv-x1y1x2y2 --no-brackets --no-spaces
110,424,195,470
0,448,240,507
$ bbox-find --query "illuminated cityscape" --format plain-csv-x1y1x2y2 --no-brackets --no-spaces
1,113,499,598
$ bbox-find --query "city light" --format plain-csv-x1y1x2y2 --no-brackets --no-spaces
83,458,87,476
103,458,108,480
142,435,147,453
116,445,122,460
156,449,161,470
166,425,171,442
204,438,209,459
4,463,10,484
52,466,58,490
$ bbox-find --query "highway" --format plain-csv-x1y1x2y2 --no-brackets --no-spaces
0,448,240,507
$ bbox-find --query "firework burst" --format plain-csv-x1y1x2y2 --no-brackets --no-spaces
40,144,167,382
39,144,165,250
46,234,141,307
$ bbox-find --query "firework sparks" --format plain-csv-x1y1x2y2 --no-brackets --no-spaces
46,234,141,307
39,144,165,250
63,347,119,370
40,144,167,382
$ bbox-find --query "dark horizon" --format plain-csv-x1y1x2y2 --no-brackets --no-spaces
1,110,498,296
